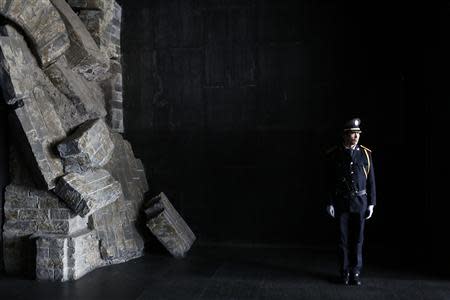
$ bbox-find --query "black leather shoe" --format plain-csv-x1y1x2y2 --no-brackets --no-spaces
340,271,350,285
350,273,362,286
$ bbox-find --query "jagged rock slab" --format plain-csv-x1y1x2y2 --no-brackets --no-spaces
57,119,114,173
0,32,67,189
145,193,196,258
76,0,122,59
2,184,89,274
67,0,109,10
104,133,149,221
35,230,103,281
55,169,121,217
89,200,144,263
0,0,70,67
45,55,106,123
0,25,95,132
87,133,149,263
101,59,123,132
50,0,110,81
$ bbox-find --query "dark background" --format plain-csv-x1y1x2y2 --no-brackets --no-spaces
1,0,449,274
121,0,432,250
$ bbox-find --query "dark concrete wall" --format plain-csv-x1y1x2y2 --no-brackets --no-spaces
121,0,431,250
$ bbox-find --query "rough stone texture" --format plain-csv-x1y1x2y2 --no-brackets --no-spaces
35,229,103,281
145,193,196,258
50,0,110,81
87,133,149,262
57,119,114,173
0,25,95,132
105,133,149,212
1,0,150,281
45,55,106,123
77,1,122,59
2,184,89,275
101,59,123,132
0,0,70,67
0,33,66,189
66,0,108,10
89,200,144,263
54,169,121,217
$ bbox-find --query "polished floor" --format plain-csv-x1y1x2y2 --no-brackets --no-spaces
0,244,449,300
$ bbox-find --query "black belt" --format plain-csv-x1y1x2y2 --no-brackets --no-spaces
350,189,367,197
338,189,367,198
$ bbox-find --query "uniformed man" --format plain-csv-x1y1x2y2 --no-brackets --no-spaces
325,117,376,286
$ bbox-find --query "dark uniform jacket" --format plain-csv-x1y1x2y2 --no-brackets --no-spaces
326,144,376,213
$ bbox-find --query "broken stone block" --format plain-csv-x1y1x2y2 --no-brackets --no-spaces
0,25,96,132
45,55,107,123
66,0,109,10
145,193,196,258
55,169,122,217
76,0,122,59
50,0,110,81
0,0,70,67
101,59,123,132
89,200,144,263
57,119,114,173
0,34,68,189
35,229,103,281
2,184,89,275
104,133,149,221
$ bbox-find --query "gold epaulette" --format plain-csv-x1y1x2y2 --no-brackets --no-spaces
360,145,372,152
325,145,337,155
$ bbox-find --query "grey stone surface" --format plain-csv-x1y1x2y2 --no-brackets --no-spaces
86,132,149,263
0,0,70,67
145,193,196,258
105,133,149,220
77,0,122,59
55,169,122,217
35,229,103,281
101,59,123,132
57,119,114,173
89,200,144,263
1,0,150,281
2,184,89,274
50,0,110,81
0,33,67,189
45,55,106,123
0,26,95,132
66,0,109,10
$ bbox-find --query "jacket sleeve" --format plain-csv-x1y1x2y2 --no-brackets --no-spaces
366,152,376,206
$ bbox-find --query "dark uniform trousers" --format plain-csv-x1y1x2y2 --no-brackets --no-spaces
337,209,365,274
326,144,376,275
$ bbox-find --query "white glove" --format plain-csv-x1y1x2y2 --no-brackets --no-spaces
326,205,335,218
365,205,374,220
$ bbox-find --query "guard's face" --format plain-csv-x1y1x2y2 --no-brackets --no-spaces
344,131,360,146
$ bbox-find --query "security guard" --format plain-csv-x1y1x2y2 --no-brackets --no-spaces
325,118,376,286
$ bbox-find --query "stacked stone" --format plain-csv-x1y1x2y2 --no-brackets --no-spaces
0,0,149,281
94,133,149,262
0,0,70,67
57,119,114,173
50,0,110,81
66,0,124,132
145,193,196,258
55,169,121,217
101,60,124,133
35,229,103,281
2,185,89,275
